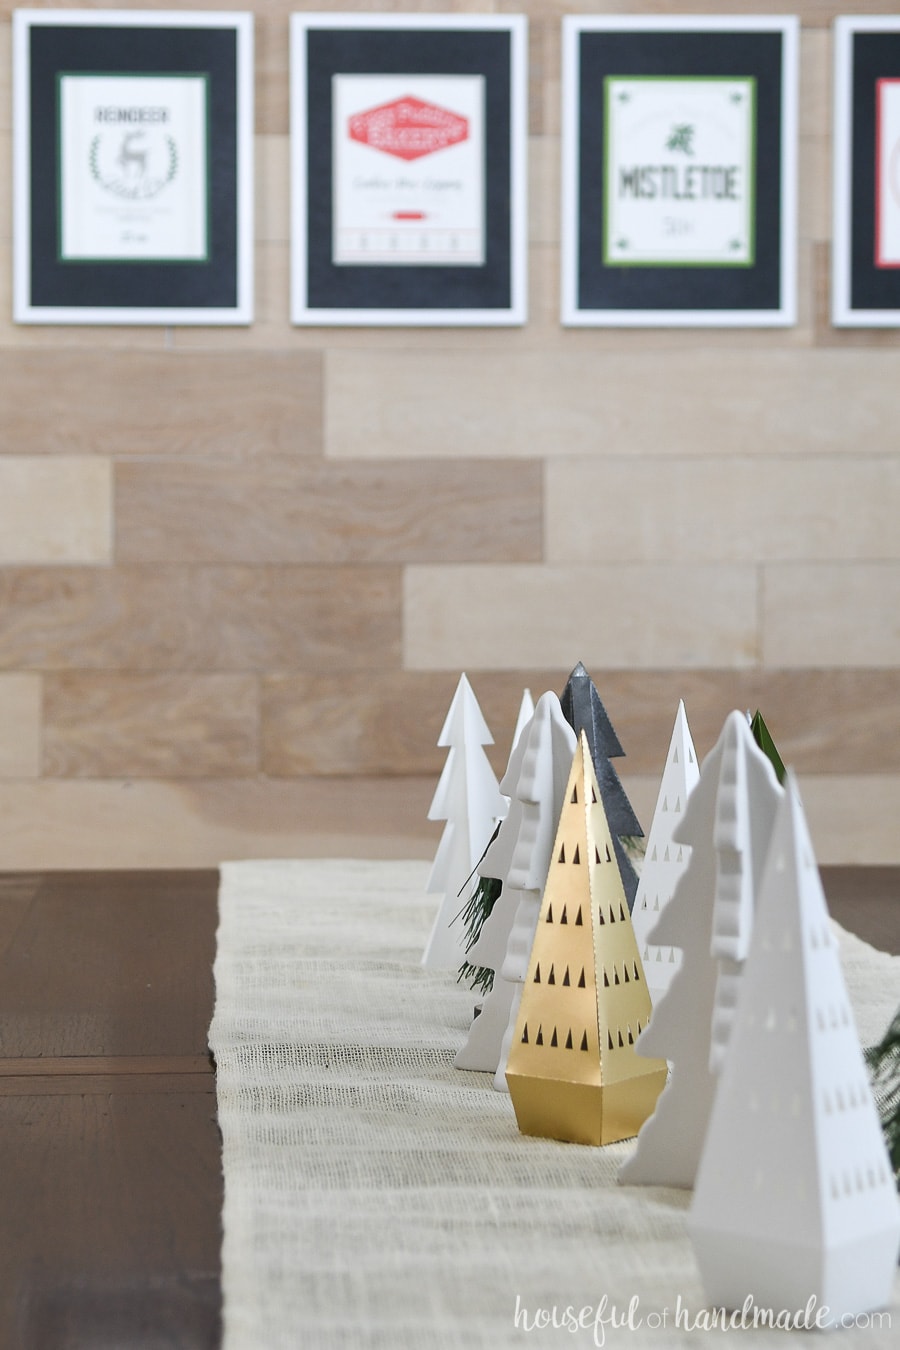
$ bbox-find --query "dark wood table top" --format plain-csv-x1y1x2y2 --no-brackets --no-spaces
0,866,896,1350
0,871,221,1350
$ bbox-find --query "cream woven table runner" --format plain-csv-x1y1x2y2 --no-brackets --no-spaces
209,859,900,1350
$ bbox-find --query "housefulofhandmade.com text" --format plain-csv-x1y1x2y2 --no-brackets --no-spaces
513,1293,892,1344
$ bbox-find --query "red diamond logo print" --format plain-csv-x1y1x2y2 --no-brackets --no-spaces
348,96,469,162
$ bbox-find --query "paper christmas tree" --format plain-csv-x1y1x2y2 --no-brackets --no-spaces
422,675,505,969
630,701,700,1006
511,687,535,751
620,710,782,1188
456,692,577,1087
455,705,536,1073
560,663,643,911
506,732,667,1145
690,776,900,1319
457,687,536,997
707,711,783,1075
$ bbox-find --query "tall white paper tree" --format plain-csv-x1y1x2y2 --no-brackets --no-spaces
422,675,505,969
456,692,576,1083
511,687,535,753
620,710,782,1188
707,710,783,1075
455,707,535,1072
690,776,900,1319
630,701,700,1005
490,692,577,1090
455,686,537,988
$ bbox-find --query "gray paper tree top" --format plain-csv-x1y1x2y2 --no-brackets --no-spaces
560,661,624,760
559,662,642,909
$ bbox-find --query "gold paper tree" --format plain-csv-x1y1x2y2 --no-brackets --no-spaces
506,732,667,1146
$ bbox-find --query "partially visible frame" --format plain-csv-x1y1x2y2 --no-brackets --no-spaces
833,16,900,326
13,9,253,325
562,15,798,327
290,13,527,326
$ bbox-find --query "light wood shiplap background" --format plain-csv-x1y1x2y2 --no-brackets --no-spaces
0,0,898,868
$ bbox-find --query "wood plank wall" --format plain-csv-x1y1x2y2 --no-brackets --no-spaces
0,0,898,868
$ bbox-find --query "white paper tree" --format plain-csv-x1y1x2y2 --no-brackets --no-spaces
491,692,578,1091
454,689,536,1072
511,687,535,754
690,775,900,1319
422,674,505,969
620,710,782,1188
457,687,537,985
455,692,576,1085
630,701,700,1005
707,711,783,1075
454,708,534,1072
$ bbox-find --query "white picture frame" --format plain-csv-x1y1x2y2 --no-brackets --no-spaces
13,8,254,325
561,15,798,328
832,15,900,327
290,13,527,327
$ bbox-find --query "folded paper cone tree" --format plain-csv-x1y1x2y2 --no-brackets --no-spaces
689,775,900,1318
506,732,667,1146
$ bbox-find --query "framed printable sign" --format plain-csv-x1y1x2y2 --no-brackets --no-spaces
290,13,527,326
833,17,900,326
561,16,798,327
13,10,253,324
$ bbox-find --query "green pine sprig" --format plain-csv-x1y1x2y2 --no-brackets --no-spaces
456,872,502,994
620,834,646,867
865,1004,900,1188
750,709,787,785
455,824,502,994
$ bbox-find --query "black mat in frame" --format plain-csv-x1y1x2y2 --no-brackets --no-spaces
304,27,512,312
850,32,900,313
28,24,238,311
577,29,784,314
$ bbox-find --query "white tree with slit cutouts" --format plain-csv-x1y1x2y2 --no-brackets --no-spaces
630,700,700,1006
690,774,900,1319
620,710,782,1188
422,674,505,969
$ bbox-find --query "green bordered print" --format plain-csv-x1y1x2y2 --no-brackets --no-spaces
602,75,757,269
55,71,212,265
